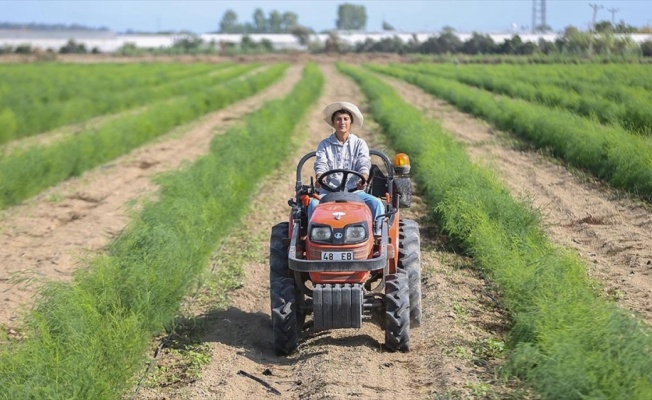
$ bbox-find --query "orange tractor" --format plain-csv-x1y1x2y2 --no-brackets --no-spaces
269,150,421,355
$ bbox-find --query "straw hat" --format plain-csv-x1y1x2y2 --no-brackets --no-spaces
322,101,364,130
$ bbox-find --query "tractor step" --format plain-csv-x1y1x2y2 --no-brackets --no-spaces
313,283,363,331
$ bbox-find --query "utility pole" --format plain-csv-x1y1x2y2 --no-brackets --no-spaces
607,7,619,26
531,0,547,33
588,3,603,56
589,3,603,31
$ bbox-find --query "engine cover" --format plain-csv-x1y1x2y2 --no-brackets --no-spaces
313,283,363,331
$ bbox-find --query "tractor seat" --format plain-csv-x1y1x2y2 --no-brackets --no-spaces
367,164,389,198
319,192,365,204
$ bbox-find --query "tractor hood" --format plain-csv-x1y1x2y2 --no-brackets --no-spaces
310,202,372,230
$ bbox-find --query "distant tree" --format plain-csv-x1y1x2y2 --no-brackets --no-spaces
116,42,141,56
242,22,255,33
520,41,538,55
537,37,557,54
418,36,442,53
362,35,405,53
260,38,274,51
291,25,313,46
324,31,349,53
594,20,613,33
354,38,375,53
14,44,32,54
557,26,591,55
382,21,395,31
614,20,637,33
281,12,299,31
498,35,523,54
336,3,367,30
172,34,204,52
241,34,255,51
219,10,240,33
610,36,638,55
641,40,652,57
498,35,537,55
221,8,303,34
461,32,496,54
59,39,87,54
268,10,283,33
253,8,266,33
436,26,462,53
406,33,420,53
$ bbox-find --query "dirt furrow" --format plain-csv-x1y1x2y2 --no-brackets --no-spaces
0,64,304,326
381,73,652,325
134,64,517,400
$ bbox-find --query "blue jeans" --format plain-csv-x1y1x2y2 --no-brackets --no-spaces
308,190,385,235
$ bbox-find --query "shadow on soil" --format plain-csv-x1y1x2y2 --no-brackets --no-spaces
176,305,386,368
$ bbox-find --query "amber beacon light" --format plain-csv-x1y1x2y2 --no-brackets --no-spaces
393,153,410,175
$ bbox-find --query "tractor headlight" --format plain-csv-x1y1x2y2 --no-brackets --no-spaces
344,225,367,244
310,225,332,242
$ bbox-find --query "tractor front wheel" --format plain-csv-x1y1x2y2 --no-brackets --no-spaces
271,277,299,355
384,270,410,352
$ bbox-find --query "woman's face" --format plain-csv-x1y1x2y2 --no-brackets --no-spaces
333,112,352,136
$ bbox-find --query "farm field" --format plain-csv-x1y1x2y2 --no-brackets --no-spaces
1,57,651,399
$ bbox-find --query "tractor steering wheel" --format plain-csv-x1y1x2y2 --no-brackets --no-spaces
317,169,366,193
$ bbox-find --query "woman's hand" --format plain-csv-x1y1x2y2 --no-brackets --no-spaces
357,172,369,190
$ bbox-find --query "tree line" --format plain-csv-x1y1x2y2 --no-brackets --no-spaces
218,4,367,33
318,27,650,57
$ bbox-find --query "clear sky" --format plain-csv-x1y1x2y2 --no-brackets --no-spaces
2,0,651,34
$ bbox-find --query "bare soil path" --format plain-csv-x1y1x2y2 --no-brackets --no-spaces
381,74,652,324
0,64,304,325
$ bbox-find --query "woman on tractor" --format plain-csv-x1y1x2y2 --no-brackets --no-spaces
308,101,384,236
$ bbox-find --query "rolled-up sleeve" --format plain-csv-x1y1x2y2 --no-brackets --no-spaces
353,138,370,175
314,141,330,175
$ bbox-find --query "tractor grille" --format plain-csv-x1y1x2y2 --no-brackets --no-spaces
313,283,363,331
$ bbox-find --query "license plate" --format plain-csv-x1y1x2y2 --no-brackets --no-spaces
321,251,354,261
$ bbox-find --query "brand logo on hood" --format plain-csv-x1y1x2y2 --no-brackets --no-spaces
333,212,346,220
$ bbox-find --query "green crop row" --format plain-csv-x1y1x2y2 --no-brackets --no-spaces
338,62,652,399
0,63,246,143
412,53,652,66
399,63,652,135
0,63,286,210
446,63,652,92
0,63,218,107
0,62,324,399
368,64,652,201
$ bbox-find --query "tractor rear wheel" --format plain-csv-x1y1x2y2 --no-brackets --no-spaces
271,277,299,355
270,222,290,281
384,270,410,352
398,219,422,327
